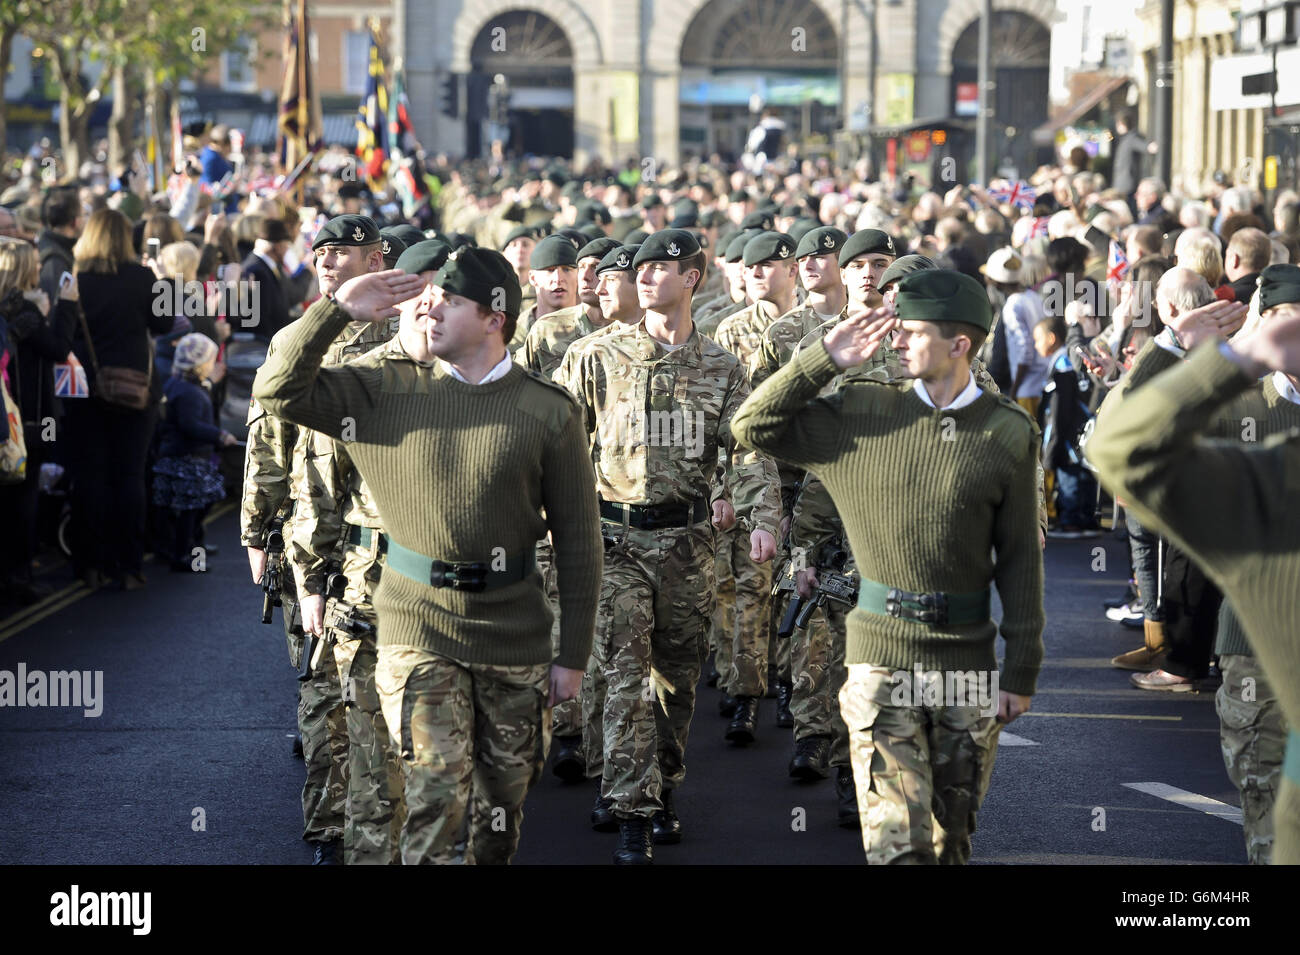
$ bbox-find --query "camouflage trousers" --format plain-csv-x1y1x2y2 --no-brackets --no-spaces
282,574,348,845
790,597,849,766
1216,653,1286,865
596,523,714,818
375,645,550,865
330,607,405,865
581,645,609,779
839,664,1002,864
709,525,774,697
538,539,582,739
771,591,792,682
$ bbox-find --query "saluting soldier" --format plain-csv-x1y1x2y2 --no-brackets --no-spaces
1089,266,1300,864
241,213,388,864
734,270,1044,865
253,247,603,865
561,229,780,864
287,240,450,864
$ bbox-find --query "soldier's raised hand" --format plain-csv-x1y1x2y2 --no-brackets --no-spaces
823,306,898,370
1165,299,1248,351
1225,302,1300,377
333,269,427,324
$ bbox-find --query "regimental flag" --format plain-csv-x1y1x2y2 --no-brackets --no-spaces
53,355,89,399
277,0,324,176
989,179,1038,212
1107,239,1129,288
387,65,428,216
356,26,389,187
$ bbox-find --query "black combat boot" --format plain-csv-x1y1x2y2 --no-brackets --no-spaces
651,789,682,845
591,784,618,832
725,696,759,745
613,818,653,865
836,766,860,828
311,839,341,865
718,692,739,718
551,734,585,783
765,664,780,699
775,680,794,728
788,734,831,780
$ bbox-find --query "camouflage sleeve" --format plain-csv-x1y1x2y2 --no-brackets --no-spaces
286,428,346,598
747,332,781,389
240,396,295,547
790,473,843,566
719,362,781,536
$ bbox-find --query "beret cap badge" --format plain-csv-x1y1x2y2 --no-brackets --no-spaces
352,226,365,242
616,252,629,267
667,241,680,256
823,234,834,248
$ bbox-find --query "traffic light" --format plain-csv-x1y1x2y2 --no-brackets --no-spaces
440,75,459,119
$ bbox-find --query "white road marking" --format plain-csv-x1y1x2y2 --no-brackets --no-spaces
998,731,1038,746
1122,783,1243,826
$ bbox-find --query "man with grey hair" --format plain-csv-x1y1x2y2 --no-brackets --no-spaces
1224,227,1273,302
1179,201,1213,231
1156,267,1216,321
1136,178,1172,230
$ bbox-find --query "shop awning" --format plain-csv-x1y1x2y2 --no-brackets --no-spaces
1032,74,1130,146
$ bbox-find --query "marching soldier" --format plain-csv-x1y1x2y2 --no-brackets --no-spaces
287,240,450,864
518,235,622,780
710,231,800,743
1088,266,1300,864
694,229,760,336
511,233,581,349
561,229,780,863
253,248,603,865
734,269,1045,865
241,213,387,864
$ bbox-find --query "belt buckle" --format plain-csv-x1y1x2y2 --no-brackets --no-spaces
429,559,451,588
885,587,903,618
911,592,948,625
450,562,489,593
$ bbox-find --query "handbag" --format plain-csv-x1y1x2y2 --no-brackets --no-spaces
76,300,153,410
1,373,26,484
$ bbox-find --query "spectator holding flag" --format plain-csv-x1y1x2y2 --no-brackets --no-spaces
0,238,80,604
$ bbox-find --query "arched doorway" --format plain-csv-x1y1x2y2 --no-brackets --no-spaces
679,0,839,163
469,11,574,159
951,10,1051,179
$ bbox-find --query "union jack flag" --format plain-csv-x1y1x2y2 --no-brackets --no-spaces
1107,240,1129,287
54,356,89,399
1028,216,1050,239
989,180,1038,211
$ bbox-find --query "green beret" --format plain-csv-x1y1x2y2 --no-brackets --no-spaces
396,239,451,276
577,236,622,263
1258,263,1300,311
725,228,763,263
787,217,823,246
311,214,381,251
695,230,710,251
779,203,803,218
562,181,585,201
556,228,589,249
576,200,612,225
742,231,797,267
794,226,847,260
640,194,664,210
728,189,749,203
740,210,774,231
385,224,426,248
669,210,699,229
838,229,898,267
377,229,408,268
500,224,536,250
699,210,721,229
879,254,936,290
624,228,650,245
596,244,639,275
530,233,579,269
632,228,701,266
894,269,991,333
435,247,522,319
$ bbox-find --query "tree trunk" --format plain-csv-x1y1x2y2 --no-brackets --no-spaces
108,61,135,175
53,46,90,176
0,27,12,157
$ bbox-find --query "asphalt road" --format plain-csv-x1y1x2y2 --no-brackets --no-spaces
0,507,1246,865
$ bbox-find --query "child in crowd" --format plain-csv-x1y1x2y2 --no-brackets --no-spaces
1033,312,1100,538
152,333,237,571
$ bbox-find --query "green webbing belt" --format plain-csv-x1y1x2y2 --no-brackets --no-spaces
857,577,992,627
381,533,535,591
1285,731,1300,785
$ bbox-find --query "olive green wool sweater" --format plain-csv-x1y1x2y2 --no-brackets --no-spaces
252,297,603,669
732,341,1045,696
1088,343,1300,864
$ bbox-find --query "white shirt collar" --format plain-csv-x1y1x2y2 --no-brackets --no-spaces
912,371,981,410
439,350,513,385
1273,371,1300,406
